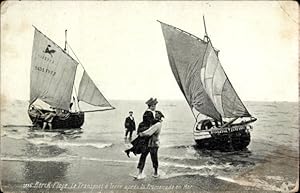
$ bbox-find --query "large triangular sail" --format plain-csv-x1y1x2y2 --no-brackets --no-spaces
202,42,250,118
30,28,78,110
78,71,113,109
159,21,251,121
159,21,221,120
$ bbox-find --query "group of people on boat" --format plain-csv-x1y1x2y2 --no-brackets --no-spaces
30,104,73,130
196,119,221,131
124,97,164,179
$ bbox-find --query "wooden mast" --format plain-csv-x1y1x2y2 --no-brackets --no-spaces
66,40,115,112
203,15,209,42
64,29,80,112
64,30,67,51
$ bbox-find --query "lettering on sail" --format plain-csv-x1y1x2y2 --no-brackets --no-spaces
34,66,56,76
34,54,57,76
38,54,55,64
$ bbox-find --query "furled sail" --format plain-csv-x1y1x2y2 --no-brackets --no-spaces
159,21,250,120
78,71,113,108
30,28,78,110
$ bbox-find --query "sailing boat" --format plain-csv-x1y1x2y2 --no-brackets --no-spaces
28,27,114,130
158,18,257,150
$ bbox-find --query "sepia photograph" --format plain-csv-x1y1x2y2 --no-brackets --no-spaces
0,1,298,193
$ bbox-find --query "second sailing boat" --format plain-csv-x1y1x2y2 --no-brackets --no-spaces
28,27,114,130
158,18,257,150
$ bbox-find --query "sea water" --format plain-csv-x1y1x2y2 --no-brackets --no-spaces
1,99,298,192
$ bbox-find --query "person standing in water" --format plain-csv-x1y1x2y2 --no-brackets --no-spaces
136,110,164,179
134,98,159,179
124,111,136,140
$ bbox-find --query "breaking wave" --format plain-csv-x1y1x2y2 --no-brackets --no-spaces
26,138,113,149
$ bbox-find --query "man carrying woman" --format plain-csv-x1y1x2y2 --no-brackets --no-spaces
124,98,164,179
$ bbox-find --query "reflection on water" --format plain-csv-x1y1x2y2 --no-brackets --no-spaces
15,160,70,193
24,142,68,158
2,140,71,193
192,145,257,167
28,127,83,138
23,161,69,191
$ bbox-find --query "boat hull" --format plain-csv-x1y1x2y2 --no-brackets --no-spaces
28,109,84,129
194,121,251,151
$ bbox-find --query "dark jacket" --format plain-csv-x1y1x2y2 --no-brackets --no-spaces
137,110,155,134
125,116,136,131
130,110,155,154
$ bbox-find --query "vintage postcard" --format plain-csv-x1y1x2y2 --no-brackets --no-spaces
1,1,298,193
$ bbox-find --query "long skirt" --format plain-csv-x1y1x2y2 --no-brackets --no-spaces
130,136,150,154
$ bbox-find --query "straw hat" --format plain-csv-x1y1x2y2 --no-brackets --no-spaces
145,98,158,106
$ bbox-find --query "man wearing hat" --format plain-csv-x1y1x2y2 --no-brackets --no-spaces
138,110,164,178
124,111,136,139
142,97,158,127
135,97,159,179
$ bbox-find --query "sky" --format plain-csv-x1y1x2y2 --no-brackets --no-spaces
1,1,298,102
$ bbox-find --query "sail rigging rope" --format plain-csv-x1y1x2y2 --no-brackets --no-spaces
65,43,114,111
66,43,86,112
66,43,87,72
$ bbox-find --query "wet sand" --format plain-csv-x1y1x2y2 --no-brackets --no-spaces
2,145,298,193
1,159,275,193
1,129,299,193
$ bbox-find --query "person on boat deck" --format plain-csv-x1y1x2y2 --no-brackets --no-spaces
69,96,78,112
214,120,221,127
57,108,70,116
42,110,56,130
201,119,213,130
41,108,66,130
124,111,136,139
69,102,73,111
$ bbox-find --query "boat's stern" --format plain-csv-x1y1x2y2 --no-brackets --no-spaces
193,119,253,150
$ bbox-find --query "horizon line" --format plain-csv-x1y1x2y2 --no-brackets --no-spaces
3,97,298,103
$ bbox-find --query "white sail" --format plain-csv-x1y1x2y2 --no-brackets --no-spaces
78,71,112,108
30,28,78,110
201,41,250,118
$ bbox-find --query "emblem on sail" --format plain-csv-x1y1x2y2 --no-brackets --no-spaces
30,29,78,110
43,45,56,57
28,27,114,129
